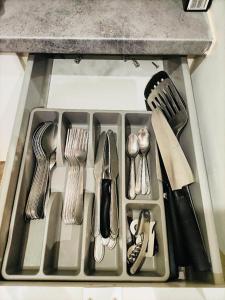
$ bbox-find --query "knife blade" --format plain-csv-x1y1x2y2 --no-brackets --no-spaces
151,108,210,271
107,129,119,239
151,108,194,190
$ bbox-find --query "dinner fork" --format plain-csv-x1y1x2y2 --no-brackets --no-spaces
73,128,88,225
63,128,80,224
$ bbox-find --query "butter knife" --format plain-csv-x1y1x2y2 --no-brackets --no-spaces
107,129,119,239
94,131,107,262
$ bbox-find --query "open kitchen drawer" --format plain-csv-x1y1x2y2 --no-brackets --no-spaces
0,55,223,286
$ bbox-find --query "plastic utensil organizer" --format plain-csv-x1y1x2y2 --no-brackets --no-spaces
0,56,223,285
2,108,169,281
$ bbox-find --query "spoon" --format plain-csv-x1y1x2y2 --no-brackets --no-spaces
127,133,139,199
137,128,151,195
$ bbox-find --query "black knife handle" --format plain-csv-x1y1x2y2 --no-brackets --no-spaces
173,188,210,272
100,179,111,239
167,186,190,266
164,196,179,280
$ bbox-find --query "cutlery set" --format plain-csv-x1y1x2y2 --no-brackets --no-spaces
63,127,88,225
127,128,151,200
19,69,209,280
25,121,57,220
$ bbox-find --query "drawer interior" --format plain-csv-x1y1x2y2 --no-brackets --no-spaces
0,55,223,285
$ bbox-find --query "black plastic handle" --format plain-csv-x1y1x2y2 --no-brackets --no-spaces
173,187,210,272
168,186,190,266
100,179,111,238
164,195,179,279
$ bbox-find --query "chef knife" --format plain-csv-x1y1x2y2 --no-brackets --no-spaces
151,108,210,271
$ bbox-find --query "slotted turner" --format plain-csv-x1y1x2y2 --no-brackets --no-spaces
145,71,188,138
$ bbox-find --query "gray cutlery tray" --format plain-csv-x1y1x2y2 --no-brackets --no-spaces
2,108,169,282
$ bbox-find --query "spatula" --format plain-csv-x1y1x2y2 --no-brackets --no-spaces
145,71,188,139
151,108,210,271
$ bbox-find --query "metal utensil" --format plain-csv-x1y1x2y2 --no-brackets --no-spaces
25,121,57,220
63,127,88,225
127,133,139,199
100,130,119,248
63,128,79,224
94,132,107,262
128,210,151,275
137,128,151,195
107,130,119,241
73,128,88,225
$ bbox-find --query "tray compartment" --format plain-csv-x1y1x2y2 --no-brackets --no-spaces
126,202,168,278
84,112,123,276
42,193,82,276
124,113,159,201
3,110,59,276
42,111,91,276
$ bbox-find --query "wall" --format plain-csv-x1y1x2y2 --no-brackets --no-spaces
190,0,225,255
0,53,25,161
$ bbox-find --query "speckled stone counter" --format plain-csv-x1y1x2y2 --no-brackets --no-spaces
0,0,212,55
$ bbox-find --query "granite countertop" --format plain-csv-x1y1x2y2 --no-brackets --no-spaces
0,0,212,55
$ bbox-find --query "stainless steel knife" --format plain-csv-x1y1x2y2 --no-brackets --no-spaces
93,131,107,262
107,129,119,239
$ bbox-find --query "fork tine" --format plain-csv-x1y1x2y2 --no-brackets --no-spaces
159,90,175,117
164,85,180,113
65,128,71,156
84,130,88,151
76,128,82,150
147,91,171,120
81,130,87,152
79,129,84,150
155,95,172,120
167,82,186,110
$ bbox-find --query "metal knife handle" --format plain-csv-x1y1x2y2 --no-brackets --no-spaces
100,179,111,238
145,156,151,195
129,157,136,199
173,188,210,271
74,163,84,225
135,156,142,195
141,155,147,194
94,178,102,237
130,218,150,275
25,161,48,219
110,178,119,238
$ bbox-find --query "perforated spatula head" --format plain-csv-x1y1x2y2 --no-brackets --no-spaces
145,71,188,138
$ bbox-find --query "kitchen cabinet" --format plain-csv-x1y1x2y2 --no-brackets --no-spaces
0,54,223,285
0,0,225,298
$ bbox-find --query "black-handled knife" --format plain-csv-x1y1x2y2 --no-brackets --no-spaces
174,187,210,271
